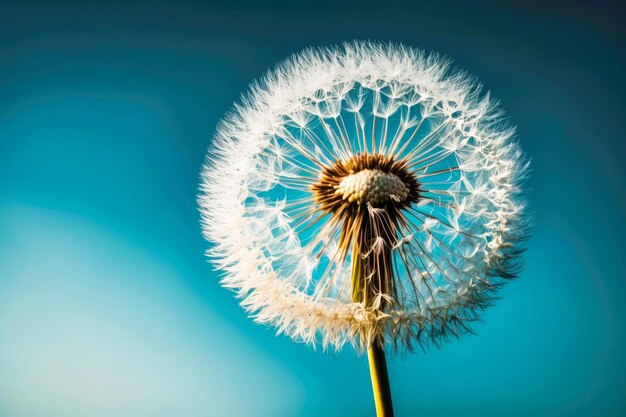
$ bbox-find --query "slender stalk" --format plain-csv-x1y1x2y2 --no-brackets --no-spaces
351,243,363,303
368,343,394,417
351,242,395,417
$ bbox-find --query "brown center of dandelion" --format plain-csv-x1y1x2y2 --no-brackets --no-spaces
311,153,421,305
336,169,409,206
312,153,419,215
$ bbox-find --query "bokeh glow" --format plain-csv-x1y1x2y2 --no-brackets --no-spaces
1,1,624,416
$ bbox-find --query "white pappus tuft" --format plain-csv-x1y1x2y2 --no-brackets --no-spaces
199,41,531,353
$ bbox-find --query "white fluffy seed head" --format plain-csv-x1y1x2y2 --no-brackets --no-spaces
335,169,409,206
199,41,532,353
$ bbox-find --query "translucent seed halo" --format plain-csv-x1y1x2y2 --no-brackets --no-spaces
199,41,531,352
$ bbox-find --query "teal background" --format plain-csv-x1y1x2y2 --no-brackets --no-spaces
1,1,625,416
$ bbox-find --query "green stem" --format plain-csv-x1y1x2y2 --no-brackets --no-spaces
351,242,394,417
368,343,394,417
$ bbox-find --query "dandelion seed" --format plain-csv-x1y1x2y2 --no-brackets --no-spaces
199,41,531,417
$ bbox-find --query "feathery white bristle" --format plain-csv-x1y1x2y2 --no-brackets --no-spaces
198,41,531,353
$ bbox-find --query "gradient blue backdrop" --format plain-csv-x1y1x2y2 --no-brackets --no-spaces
1,1,625,416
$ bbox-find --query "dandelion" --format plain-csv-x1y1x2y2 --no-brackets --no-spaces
199,41,531,416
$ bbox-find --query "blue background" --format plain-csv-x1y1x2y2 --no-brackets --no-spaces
1,1,625,416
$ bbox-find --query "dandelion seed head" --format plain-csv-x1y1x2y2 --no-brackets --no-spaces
199,41,531,353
